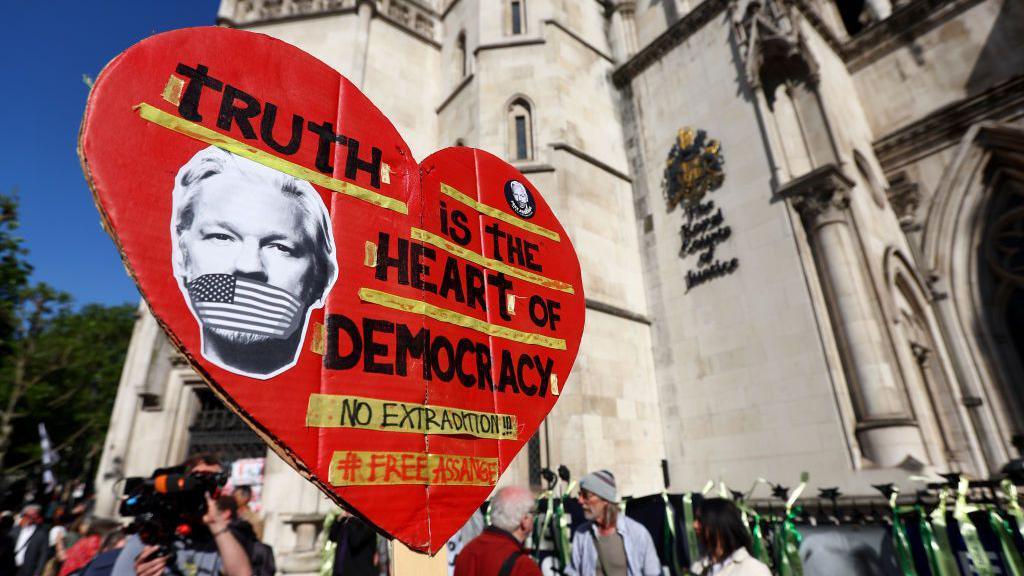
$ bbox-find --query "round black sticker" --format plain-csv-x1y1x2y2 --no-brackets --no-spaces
504,179,535,219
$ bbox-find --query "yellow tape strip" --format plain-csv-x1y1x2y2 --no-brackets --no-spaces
328,450,499,486
410,228,574,294
440,183,560,242
306,393,518,440
161,75,185,106
135,103,408,214
364,241,377,267
358,287,567,350
310,323,326,356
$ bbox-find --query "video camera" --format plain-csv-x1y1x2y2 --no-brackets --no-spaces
120,465,228,565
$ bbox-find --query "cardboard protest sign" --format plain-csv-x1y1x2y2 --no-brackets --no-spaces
78,27,584,553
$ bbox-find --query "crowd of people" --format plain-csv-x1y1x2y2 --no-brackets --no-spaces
1,454,272,576
453,469,771,576
2,503,127,576
5,463,761,575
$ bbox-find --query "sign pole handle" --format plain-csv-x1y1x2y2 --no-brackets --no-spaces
392,540,448,576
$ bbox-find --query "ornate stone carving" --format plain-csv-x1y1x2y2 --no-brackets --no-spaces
663,127,725,210
886,171,922,231
734,0,818,95
221,0,358,22
925,271,948,301
388,1,411,24
414,13,434,37
910,342,930,364
777,164,854,224
219,0,437,42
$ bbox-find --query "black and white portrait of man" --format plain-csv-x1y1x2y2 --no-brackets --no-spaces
171,146,338,379
504,179,535,219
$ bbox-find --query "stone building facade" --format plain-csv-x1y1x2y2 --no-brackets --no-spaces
93,0,1024,569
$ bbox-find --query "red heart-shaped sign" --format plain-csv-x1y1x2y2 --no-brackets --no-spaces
79,27,584,553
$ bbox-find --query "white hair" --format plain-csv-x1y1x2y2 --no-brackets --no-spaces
511,181,529,203
21,504,42,517
489,486,535,533
169,146,337,306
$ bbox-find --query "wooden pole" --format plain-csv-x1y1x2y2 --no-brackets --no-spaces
391,540,449,576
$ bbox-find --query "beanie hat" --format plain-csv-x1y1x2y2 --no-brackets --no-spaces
579,470,618,503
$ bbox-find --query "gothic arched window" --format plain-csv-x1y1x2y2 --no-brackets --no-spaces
507,98,533,161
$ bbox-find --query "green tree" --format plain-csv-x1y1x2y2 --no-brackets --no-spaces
0,190,32,355
0,190,136,483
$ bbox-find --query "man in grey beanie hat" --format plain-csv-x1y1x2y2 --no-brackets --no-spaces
579,470,619,504
567,470,660,576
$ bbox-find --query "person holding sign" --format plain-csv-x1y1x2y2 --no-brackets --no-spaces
454,486,541,576
170,146,338,379
566,470,660,576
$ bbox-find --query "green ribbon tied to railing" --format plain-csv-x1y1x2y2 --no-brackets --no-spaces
886,487,917,576
1003,480,1024,551
917,504,942,576
553,480,576,570
662,492,684,574
988,480,1024,576
955,475,995,576
775,508,804,576
774,472,808,576
683,492,700,569
988,508,1024,576
735,500,772,569
750,512,772,568
740,478,773,570
537,488,555,553
320,509,340,576
927,487,961,576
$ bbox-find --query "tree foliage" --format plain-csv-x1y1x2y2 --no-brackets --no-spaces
0,190,136,484
0,191,32,355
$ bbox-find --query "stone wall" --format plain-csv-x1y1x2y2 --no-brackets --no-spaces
852,0,1024,136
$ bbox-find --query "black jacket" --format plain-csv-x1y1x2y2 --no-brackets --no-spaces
10,524,50,576
0,532,17,576
329,517,377,576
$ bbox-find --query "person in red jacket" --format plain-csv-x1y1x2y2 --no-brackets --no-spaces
454,486,541,576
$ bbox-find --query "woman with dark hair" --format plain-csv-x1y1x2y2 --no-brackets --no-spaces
690,499,770,576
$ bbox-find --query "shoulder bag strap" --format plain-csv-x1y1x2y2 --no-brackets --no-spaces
14,531,33,555
498,550,523,576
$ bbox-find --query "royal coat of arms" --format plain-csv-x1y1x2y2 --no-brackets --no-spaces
664,127,725,210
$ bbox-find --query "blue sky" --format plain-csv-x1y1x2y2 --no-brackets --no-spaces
1,2,220,306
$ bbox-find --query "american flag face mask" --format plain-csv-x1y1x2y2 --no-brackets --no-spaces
186,273,303,339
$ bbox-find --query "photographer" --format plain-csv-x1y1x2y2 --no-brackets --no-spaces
110,454,252,576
